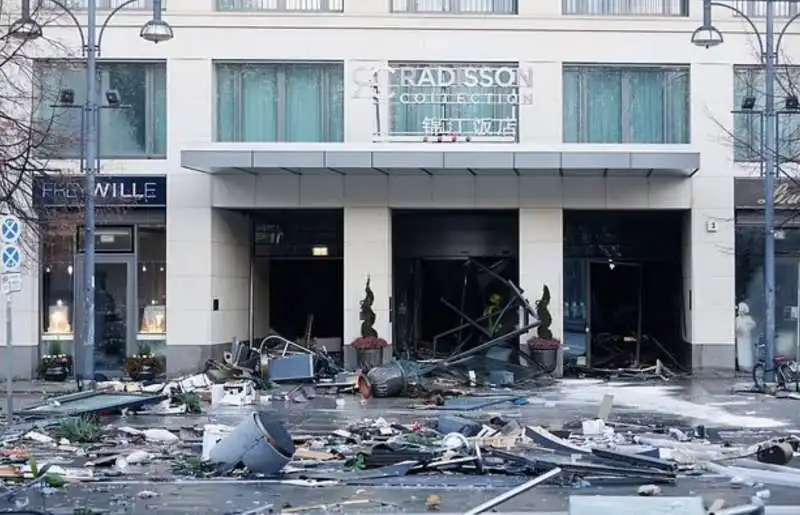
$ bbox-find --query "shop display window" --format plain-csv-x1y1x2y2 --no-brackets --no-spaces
41,229,74,337
137,226,166,337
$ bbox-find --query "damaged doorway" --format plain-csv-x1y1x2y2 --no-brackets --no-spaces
251,209,344,360
563,210,687,374
588,261,643,368
391,210,520,359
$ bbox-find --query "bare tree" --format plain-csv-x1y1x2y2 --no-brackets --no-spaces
0,0,78,259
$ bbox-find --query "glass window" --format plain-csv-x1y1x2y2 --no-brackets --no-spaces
733,66,800,162
137,226,166,335
391,0,517,14
389,62,520,141
563,65,690,144
41,228,74,335
215,62,344,142
562,0,688,16
34,60,167,158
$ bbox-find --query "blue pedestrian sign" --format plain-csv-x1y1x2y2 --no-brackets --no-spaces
2,245,21,271
0,215,21,244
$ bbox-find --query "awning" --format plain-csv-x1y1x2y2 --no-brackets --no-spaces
181,144,700,177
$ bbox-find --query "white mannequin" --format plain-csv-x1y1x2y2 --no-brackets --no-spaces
736,302,757,371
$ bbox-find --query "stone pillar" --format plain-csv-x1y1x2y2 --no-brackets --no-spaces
518,208,564,375
343,207,392,369
688,63,736,372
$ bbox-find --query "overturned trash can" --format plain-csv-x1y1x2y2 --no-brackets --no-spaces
208,411,295,474
367,360,427,398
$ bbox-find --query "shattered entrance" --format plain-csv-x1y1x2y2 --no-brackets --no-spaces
251,209,344,360
563,211,688,376
391,210,521,359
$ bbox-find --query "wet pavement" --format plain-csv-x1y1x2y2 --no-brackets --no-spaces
6,377,800,514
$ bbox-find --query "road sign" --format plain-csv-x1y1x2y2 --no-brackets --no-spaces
1,273,21,295
1,245,21,271
0,216,21,244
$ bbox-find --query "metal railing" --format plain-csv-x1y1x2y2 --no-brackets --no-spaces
391,0,517,14
38,0,154,9
563,0,688,16
732,0,800,17
217,0,343,11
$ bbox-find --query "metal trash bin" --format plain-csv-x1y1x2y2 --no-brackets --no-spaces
208,411,294,475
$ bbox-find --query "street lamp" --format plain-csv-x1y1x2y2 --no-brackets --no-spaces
694,0,800,384
10,0,173,385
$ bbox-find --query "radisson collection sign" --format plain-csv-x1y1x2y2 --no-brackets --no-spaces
353,65,534,106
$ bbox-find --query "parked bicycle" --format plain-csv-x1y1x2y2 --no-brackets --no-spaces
752,339,800,392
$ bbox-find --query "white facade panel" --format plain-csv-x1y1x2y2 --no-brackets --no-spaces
7,0,785,377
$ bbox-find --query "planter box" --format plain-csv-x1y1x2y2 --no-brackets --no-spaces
356,348,383,371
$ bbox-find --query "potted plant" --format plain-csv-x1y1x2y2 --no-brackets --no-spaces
124,343,166,381
38,342,73,382
526,285,561,374
351,277,389,371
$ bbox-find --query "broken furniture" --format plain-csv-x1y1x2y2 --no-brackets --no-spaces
258,335,317,382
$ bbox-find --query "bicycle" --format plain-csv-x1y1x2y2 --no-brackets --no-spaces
752,340,800,392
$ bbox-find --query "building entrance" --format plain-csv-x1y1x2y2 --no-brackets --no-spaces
73,255,137,375
563,210,688,375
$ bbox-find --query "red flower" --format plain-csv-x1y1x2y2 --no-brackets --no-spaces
351,336,390,350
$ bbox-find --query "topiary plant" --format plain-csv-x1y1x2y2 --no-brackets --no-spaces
536,285,553,340
352,277,388,357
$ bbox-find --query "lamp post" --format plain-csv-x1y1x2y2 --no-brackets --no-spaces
692,0,800,383
10,0,173,384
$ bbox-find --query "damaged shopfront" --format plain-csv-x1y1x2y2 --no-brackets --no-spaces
180,144,706,381
735,177,800,370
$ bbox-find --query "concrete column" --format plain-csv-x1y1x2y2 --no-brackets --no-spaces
518,61,561,144
688,62,736,372
519,0,560,16
345,0,389,14
345,60,387,142
519,208,564,373
210,209,251,346
343,207,392,369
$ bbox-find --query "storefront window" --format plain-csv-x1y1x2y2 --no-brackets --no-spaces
41,229,74,336
137,226,166,338
736,225,800,360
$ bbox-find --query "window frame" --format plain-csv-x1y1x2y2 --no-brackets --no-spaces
733,64,800,163
563,64,691,144
33,59,168,160
214,60,344,143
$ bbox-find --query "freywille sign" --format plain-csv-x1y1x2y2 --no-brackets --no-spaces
33,175,167,207
353,65,534,105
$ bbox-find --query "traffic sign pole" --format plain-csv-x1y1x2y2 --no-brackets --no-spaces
0,215,22,424
5,293,11,423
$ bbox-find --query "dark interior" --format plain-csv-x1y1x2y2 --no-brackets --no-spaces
391,210,520,357
268,258,343,341
252,209,344,342
564,210,688,373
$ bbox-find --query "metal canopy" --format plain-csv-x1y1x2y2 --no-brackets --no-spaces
17,391,166,418
181,144,700,178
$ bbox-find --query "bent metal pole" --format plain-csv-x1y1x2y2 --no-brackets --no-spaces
463,467,562,515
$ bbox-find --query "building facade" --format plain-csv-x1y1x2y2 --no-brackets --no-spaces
3,0,794,378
